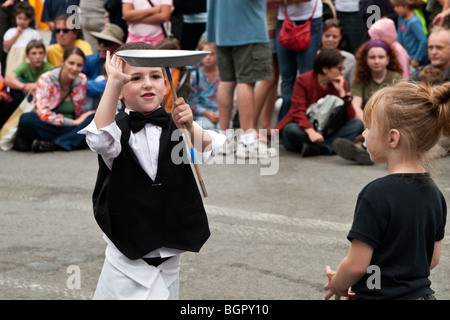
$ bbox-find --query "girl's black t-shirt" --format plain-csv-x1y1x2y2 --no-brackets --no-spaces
348,173,447,300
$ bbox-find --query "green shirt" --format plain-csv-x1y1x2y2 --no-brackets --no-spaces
54,100,75,119
351,70,403,109
12,61,54,83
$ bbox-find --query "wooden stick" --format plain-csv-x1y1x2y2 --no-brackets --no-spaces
165,67,208,198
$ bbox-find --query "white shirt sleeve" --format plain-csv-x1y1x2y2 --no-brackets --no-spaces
78,119,122,170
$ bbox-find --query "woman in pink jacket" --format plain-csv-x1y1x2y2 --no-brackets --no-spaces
13,47,95,152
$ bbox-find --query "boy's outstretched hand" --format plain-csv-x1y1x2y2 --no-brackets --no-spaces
171,97,193,131
105,51,131,85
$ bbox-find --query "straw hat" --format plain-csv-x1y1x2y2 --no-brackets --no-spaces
90,23,124,45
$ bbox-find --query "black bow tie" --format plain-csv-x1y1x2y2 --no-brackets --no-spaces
128,108,170,133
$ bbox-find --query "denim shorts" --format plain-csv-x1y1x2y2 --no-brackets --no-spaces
217,43,272,83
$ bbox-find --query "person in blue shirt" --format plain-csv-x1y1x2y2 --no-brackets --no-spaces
391,0,429,68
83,23,124,111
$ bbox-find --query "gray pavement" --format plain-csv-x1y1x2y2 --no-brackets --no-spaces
1,142,449,300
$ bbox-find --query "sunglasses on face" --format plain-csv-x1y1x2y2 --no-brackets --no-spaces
55,28,71,34
98,39,116,47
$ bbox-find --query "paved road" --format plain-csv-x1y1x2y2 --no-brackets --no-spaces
1,144,449,300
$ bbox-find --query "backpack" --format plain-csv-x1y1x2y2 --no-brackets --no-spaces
306,95,348,138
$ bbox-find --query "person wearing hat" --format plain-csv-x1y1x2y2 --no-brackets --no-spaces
82,23,124,110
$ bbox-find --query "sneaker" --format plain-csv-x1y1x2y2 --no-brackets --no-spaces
332,138,374,165
31,140,58,153
300,143,322,157
217,138,236,155
236,140,278,159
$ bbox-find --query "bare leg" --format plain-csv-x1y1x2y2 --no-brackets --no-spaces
217,81,236,131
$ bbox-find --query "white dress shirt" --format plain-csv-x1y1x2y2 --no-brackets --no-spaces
79,108,225,299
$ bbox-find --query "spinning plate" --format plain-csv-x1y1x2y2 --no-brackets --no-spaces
115,49,210,67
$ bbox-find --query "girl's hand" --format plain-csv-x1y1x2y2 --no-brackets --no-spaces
171,97,193,130
104,51,131,85
324,266,343,300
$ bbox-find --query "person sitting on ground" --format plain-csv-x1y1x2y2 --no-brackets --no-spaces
0,73,15,129
46,14,93,67
3,2,42,77
5,40,54,104
318,18,356,87
368,17,411,79
274,48,364,158
83,23,124,111
332,39,403,165
13,47,95,153
188,38,220,130
410,26,450,81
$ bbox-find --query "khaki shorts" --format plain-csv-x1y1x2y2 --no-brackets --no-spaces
217,43,272,83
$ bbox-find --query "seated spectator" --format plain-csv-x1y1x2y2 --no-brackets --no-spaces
274,48,364,157
3,2,41,76
332,39,403,165
410,26,450,80
46,14,93,67
5,40,54,104
155,37,191,112
391,0,429,68
83,23,124,111
318,18,356,87
13,47,95,153
350,39,403,121
417,64,446,84
368,17,411,79
40,0,80,45
0,73,16,129
188,39,220,130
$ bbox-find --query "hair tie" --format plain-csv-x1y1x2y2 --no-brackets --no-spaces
364,39,390,54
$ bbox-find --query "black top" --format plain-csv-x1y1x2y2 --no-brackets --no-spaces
348,173,447,299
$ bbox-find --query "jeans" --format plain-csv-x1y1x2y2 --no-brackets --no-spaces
16,112,95,151
276,17,323,122
282,119,364,154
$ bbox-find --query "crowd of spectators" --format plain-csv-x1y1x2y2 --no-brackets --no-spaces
0,0,449,156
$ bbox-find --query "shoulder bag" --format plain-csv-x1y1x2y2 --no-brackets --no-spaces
278,0,318,51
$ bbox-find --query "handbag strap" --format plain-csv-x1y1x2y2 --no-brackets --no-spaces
147,0,168,38
284,0,318,22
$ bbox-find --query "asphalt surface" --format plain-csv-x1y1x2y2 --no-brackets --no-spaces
1,140,449,300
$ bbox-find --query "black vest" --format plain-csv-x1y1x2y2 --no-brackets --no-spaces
92,111,210,260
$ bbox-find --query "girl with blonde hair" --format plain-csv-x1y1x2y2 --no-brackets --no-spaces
324,81,450,300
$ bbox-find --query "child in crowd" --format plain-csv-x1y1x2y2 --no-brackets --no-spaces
5,40,54,103
417,65,446,85
155,37,191,112
79,42,225,299
188,39,220,130
324,81,449,300
391,0,428,69
3,2,41,76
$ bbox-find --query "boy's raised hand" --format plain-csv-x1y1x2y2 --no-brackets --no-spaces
105,51,131,85
171,97,193,130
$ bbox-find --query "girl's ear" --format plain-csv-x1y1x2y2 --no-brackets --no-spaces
388,129,401,148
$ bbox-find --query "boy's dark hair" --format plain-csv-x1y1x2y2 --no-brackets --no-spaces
313,48,345,74
389,0,425,10
26,39,46,55
15,2,36,29
417,66,446,85
116,41,155,52
63,46,86,63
